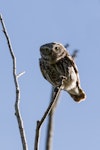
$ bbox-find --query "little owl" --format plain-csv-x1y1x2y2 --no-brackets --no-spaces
39,42,86,102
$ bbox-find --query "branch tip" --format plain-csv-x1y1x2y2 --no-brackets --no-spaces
0,14,2,20
17,71,26,78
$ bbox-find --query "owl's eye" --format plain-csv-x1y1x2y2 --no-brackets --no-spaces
54,46,60,52
55,46,58,50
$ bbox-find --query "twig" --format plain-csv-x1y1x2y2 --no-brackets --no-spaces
71,50,78,59
17,71,26,78
65,43,78,59
34,86,62,150
0,14,28,150
64,43,69,49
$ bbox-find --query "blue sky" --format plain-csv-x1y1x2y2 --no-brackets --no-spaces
0,0,100,150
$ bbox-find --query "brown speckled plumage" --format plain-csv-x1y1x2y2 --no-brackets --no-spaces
39,42,86,102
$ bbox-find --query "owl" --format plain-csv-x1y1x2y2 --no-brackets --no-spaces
39,42,86,102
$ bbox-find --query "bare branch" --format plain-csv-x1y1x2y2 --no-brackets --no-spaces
34,86,62,150
71,50,78,59
65,43,78,59
64,43,70,49
45,87,55,150
0,14,28,150
46,110,54,150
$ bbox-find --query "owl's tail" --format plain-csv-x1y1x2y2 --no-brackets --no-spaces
69,88,86,102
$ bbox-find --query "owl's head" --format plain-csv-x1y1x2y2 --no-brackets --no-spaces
40,42,68,63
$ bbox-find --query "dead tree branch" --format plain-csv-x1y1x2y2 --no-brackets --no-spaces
34,86,62,150
71,50,78,59
45,87,55,150
0,14,28,150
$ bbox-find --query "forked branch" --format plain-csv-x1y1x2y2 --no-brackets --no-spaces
34,86,62,150
0,14,28,150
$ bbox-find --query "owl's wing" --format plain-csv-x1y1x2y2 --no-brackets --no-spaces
39,58,47,80
67,55,81,87
66,55,86,102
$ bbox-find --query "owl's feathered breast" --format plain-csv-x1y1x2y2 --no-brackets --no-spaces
39,55,79,90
